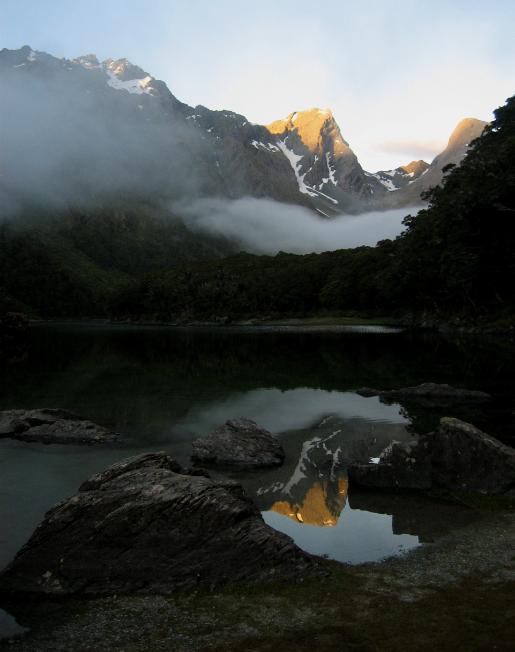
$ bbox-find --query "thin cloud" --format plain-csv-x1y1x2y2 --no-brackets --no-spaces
374,140,445,164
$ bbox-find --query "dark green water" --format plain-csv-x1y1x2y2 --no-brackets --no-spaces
0,324,514,600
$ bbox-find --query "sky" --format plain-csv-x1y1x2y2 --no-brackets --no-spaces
1,0,514,170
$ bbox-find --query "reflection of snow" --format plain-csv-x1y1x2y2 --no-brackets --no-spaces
177,387,409,437
283,436,321,493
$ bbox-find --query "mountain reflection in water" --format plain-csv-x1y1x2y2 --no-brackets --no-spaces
270,477,348,527
240,411,484,563
1,324,506,571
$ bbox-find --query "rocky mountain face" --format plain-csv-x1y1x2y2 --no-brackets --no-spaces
373,118,488,208
366,160,430,193
264,109,384,214
0,45,487,220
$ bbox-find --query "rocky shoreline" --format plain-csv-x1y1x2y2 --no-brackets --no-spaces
1,382,514,649
1,507,513,651
0,453,314,597
0,409,119,445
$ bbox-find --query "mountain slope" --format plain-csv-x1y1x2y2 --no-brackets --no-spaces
374,118,488,208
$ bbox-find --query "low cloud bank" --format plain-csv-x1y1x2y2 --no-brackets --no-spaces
176,197,422,254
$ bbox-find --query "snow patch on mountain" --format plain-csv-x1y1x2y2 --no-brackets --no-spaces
105,70,153,95
277,140,318,197
325,152,337,185
251,140,280,152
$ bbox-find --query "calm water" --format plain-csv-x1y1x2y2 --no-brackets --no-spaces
1,323,514,637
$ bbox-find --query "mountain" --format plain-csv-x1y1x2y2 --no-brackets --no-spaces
365,160,430,193
265,108,383,214
1,45,485,221
373,118,488,208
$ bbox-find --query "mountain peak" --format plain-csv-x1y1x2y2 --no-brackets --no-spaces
102,57,149,81
400,160,430,176
74,53,100,69
447,117,488,149
266,107,350,157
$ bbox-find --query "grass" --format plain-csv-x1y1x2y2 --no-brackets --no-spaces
144,564,515,651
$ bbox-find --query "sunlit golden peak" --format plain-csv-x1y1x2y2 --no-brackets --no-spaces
266,108,350,157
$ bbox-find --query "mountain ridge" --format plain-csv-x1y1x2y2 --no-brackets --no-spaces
0,45,487,217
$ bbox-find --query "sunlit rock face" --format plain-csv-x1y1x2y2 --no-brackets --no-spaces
375,117,487,208
266,108,382,213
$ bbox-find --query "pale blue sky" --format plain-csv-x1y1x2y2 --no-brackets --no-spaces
1,0,514,169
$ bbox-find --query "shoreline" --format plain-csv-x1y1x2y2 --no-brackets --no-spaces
24,315,515,337
2,507,514,651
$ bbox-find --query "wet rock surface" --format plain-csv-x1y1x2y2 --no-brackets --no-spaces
356,383,491,405
348,417,515,495
0,452,313,596
0,409,118,445
191,418,285,468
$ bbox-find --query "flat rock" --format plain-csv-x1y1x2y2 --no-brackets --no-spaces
0,409,119,444
356,383,491,404
191,418,285,468
348,417,515,495
0,452,314,596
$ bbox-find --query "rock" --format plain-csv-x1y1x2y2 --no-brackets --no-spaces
355,387,379,397
0,452,314,596
191,418,285,468
348,417,515,495
356,383,491,404
348,439,432,491
430,418,515,494
0,409,119,444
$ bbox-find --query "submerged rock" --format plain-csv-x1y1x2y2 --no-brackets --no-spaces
0,452,313,596
0,409,118,444
191,418,285,468
348,417,515,495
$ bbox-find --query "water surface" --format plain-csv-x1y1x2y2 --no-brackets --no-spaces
1,323,513,581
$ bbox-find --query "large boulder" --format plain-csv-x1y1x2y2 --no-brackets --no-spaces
430,418,515,494
0,452,313,596
348,418,515,495
0,409,118,444
191,418,285,468
356,383,491,405
347,439,433,491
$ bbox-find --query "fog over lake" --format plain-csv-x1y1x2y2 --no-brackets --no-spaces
177,197,422,254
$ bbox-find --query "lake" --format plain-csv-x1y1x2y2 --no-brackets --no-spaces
1,322,514,637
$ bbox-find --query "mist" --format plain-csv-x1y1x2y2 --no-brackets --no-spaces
175,197,420,254
0,53,420,255
0,59,204,216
